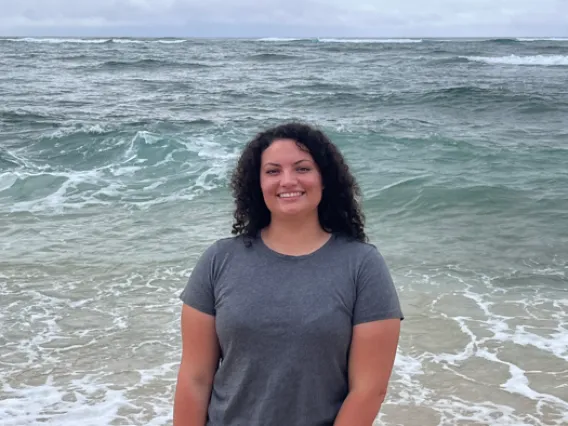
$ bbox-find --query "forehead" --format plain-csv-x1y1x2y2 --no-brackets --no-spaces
261,139,312,163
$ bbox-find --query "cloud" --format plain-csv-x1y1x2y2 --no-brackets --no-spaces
0,0,566,37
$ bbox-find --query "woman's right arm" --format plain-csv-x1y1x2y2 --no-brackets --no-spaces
173,304,220,426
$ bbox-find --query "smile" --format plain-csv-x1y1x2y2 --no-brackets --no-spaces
277,192,305,198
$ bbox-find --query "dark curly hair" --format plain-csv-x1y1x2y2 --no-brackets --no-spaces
230,122,367,243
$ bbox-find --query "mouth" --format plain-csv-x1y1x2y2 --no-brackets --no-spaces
277,191,305,199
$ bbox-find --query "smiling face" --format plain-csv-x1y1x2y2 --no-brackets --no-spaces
260,139,323,221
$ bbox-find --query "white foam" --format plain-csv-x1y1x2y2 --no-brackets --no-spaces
3,168,221,213
318,38,422,43
517,38,568,42
391,352,431,404
194,164,228,191
430,315,477,365
111,39,186,44
511,324,568,361
0,266,189,425
0,376,130,426
431,396,527,426
138,362,179,386
46,124,110,140
377,174,432,193
464,285,568,362
393,262,567,418
464,54,568,66
3,263,567,425
130,130,161,146
110,39,143,44
5,38,110,44
2,38,186,44
153,40,187,44
5,168,113,214
477,349,568,415
0,172,18,192
0,129,244,213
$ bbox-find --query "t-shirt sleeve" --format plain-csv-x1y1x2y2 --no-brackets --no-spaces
179,242,219,316
353,246,404,325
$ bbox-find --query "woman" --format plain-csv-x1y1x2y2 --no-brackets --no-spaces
173,122,403,426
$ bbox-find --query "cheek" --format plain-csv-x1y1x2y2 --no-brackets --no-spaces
260,177,276,196
306,174,323,193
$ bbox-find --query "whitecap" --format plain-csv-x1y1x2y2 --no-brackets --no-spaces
318,38,422,43
5,38,110,44
464,54,568,66
517,38,568,42
0,173,18,192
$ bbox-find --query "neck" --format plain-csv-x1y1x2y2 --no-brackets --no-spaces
261,214,331,255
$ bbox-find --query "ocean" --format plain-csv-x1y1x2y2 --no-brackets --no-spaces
0,36,567,426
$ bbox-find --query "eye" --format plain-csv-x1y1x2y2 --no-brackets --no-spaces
297,167,311,172
265,169,279,175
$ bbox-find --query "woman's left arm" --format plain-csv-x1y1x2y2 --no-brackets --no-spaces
334,318,401,426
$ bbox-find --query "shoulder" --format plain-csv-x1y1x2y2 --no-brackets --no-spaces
330,234,391,279
332,234,383,261
188,235,249,284
200,235,247,260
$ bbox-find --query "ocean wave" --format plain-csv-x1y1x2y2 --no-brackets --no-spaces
111,39,187,44
0,109,60,127
0,149,23,169
96,59,212,70
318,38,422,43
419,86,499,100
254,37,423,44
0,130,239,214
246,53,301,61
367,181,538,220
285,81,360,92
301,91,367,107
463,54,568,66
297,85,561,112
1,110,44,123
517,38,568,42
52,54,92,61
0,172,18,192
257,37,306,42
483,38,519,43
429,56,472,65
0,38,187,44
1,38,110,44
2,166,222,214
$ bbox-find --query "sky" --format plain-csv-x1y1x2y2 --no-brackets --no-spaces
0,0,566,38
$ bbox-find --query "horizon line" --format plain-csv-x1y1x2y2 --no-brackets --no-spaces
1,35,567,39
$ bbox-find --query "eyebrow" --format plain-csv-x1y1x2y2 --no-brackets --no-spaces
263,159,312,167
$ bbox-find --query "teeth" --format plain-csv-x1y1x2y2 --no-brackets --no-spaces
279,192,303,198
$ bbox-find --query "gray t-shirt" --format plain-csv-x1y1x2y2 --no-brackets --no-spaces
180,233,403,426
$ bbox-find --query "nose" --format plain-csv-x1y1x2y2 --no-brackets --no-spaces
280,169,298,186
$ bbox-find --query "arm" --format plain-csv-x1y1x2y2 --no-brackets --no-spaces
334,318,401,426
173,304,220,426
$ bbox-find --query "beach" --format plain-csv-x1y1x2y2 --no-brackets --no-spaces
0,36,567,425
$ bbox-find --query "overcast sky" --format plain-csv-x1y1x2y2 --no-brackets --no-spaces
0,0,566,37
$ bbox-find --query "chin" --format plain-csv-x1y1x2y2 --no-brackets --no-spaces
275,207,314,218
